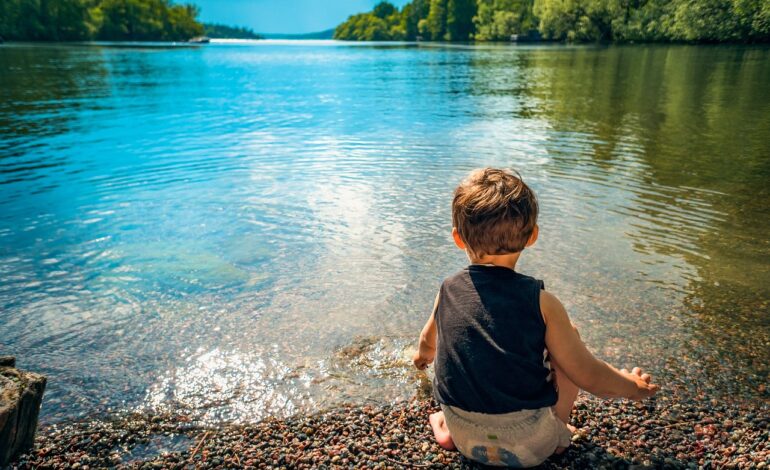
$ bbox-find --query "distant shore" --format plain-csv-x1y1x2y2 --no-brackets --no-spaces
4,38,770,47
10,389,768,469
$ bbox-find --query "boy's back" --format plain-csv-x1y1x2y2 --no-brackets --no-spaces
413,168,658,467
433,265,556,414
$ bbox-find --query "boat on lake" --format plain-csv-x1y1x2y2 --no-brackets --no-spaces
188,36,210,44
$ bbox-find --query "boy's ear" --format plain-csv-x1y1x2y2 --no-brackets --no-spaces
452,227,466,250
525,224,539,247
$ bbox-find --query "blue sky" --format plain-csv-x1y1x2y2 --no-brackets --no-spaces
191,0,411,34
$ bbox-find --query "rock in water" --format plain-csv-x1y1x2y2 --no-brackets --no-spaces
0,358,47,466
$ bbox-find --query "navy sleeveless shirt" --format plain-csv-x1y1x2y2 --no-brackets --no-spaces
433,265,557,414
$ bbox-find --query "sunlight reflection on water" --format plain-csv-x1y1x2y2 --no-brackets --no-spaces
0,42,768,423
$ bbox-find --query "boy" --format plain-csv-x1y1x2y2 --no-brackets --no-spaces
413,168,659,467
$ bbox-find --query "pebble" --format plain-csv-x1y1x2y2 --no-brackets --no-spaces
6,394,768,469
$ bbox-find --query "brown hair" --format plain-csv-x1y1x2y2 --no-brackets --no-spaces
452,168,538,257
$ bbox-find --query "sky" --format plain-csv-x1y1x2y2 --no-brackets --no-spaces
190,0,411,34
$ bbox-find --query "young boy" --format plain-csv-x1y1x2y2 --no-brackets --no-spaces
413,168,659,467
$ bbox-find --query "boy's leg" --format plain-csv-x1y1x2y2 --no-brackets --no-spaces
429,411,457,450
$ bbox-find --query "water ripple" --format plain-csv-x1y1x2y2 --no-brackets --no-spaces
0,43,768,423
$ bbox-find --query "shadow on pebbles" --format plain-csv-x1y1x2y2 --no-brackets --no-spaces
8,389,768,470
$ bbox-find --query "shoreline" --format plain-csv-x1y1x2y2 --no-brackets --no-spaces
10,392,768,469
3,39,770,47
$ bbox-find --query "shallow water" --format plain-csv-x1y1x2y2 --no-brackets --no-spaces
1,41,768,424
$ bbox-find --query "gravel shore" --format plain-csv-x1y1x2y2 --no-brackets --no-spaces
9,391,768,469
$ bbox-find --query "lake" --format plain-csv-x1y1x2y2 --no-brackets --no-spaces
1,41,768,424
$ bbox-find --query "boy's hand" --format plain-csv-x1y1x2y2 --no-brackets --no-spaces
412,348,435,370
414,294,440,371
620,367,659,400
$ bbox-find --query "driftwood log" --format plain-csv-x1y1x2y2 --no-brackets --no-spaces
0,356,46,466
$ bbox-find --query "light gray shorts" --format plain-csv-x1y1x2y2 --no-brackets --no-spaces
441,404,572,467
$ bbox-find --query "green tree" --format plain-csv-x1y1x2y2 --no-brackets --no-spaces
41,0,93,40
446,0,476,40
605,0,673,42
331,0,770,42
165,3,203,40
749,0,770,40
534,0,611,41
98,0,157,40
204,23,262,39
362,16,390,40
0,0,29,40
335,2,407,40
533,0,769,42
334,13,364,39
425,0,448,40
334,12,392,40
373,1,397,19
401,0,430,39
474,0,537,40
666,0,769,42
0,0,92,41
0,0,203,41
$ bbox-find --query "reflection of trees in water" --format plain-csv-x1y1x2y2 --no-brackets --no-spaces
0,45,110,203
465,48,540,118
470,45,770,398
0,44,202,199
0,46,110,145
0,44,200,150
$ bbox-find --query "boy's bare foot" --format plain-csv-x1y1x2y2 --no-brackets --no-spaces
429,411,456,450
554,424,577,455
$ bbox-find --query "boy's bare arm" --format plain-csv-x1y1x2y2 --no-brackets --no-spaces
541,290,659,400
413,292,440,370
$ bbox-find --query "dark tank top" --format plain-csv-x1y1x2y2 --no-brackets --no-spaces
433,265,557,414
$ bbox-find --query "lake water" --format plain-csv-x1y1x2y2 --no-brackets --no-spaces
1,41,768,424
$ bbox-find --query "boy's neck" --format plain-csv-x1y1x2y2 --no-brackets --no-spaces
468,251,522,270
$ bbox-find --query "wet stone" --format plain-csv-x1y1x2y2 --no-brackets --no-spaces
1,358,47,467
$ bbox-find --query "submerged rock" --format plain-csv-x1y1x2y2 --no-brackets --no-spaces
0,357,46,466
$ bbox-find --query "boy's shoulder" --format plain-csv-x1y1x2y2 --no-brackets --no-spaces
441,267,471,285
441,266,544,289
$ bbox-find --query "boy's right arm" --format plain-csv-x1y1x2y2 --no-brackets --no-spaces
541,290,659,400
413,292,440,370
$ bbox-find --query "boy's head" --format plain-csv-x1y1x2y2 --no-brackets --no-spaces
452,168,538,258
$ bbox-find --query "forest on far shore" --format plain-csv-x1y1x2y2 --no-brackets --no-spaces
334,0,770,43
204,23,262,40
0,0,203,41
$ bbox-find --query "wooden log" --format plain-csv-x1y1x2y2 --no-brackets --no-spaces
0,358,46,466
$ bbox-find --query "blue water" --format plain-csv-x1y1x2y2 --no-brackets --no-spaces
1,41,768,424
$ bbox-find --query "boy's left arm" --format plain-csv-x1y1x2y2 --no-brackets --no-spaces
413,292,440,370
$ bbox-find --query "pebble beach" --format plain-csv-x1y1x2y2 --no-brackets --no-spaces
11,391,768,469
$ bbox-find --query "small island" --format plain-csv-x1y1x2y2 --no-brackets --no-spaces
334,0,770,42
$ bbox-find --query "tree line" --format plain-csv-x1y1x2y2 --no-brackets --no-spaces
0,0,203,42
204,23,262,40
333,0,770,42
